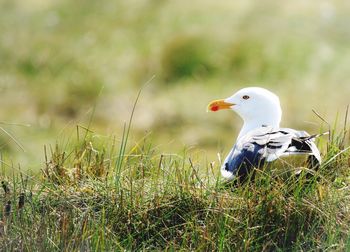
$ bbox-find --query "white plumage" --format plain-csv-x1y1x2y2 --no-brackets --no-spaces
208,87,323,181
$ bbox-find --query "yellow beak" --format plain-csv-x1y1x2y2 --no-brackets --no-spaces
207,99,235,112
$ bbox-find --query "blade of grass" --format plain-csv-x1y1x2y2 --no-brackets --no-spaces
0,126,25,152
114,75,155,188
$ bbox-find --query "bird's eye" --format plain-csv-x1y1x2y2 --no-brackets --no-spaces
242,95,250,100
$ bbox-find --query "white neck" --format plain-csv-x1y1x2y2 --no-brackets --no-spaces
237,117,280,140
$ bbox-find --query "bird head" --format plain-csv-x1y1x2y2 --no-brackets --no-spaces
207,87,282,128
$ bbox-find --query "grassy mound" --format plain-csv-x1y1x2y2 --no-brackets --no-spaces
0,128,349,251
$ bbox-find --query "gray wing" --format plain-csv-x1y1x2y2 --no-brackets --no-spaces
238,126,321,163
221,126,322,180
221,142,266,180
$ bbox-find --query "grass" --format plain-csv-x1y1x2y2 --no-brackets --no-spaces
1,0,350,170
1,0,350,250
0,106,349,251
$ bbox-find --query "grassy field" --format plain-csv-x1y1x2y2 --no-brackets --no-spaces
1,0,350,250
1,118,350,250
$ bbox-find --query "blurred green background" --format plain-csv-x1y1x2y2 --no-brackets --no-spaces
0,0,350,171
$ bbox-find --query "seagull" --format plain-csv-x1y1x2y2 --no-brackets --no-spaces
207,87,323,182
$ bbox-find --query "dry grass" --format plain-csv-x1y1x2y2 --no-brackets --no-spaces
0,0,350,250
0,120,349,250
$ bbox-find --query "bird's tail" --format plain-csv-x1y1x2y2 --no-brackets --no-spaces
306,131,328,169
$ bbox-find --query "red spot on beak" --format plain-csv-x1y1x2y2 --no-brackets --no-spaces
211,105,219,111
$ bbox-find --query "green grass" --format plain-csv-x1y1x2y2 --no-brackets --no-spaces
0,119,349,250
0,0,350,250
1,0,350,170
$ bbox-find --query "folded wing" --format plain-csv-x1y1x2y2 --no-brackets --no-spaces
221,126,322,180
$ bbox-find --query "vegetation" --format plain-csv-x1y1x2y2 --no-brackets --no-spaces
0,120,349,250
0,0,350,250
